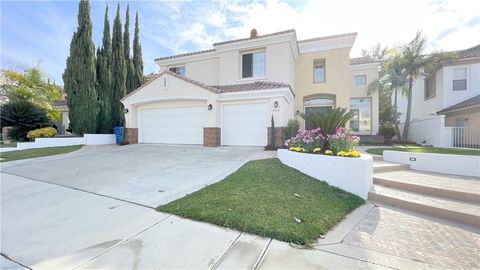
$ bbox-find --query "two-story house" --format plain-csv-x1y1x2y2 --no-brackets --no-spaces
396,44,480,148
121,29,379,146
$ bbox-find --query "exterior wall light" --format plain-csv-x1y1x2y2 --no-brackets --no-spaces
124,108,129,113
207,104,213,110
296,110,300,115
273,101,279,108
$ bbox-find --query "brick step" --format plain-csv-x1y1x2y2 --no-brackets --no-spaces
373,161,410,173
368,184,480,227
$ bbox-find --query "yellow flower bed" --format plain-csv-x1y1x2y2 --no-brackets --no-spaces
313,148,321,153
336,150,361,157
325,150,333,155
27,127,57,140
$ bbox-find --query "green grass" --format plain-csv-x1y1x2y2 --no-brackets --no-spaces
366,147,480,156
0,142,17,148
157,158,364,245
0,145,82,162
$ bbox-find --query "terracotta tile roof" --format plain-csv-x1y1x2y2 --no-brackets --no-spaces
437,95,480,114
212,29,296,46
298,32,357,43
154,49,216,62
456,44,480,59
350,56,380,65
211,81,292,94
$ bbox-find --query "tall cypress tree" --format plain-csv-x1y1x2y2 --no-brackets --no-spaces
63,0,98,135
124,4,135,93
111,4,126,127
132,11,144,89
96,5,113,133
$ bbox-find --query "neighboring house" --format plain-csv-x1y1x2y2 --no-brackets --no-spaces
396,44,480,148
121,29,379,146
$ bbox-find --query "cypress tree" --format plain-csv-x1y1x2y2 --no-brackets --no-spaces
62,0,98,135
124,4,135,93
132,12,144,89
111,4,126,127
96,5,113,133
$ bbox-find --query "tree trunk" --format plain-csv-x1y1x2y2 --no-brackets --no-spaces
402,77,413,142
393,86,402,143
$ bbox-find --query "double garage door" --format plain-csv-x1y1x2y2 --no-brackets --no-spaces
138,103,268,146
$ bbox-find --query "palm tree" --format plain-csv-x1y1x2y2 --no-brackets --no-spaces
400,32,453,141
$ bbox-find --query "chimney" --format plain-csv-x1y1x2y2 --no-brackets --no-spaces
250,29,258,38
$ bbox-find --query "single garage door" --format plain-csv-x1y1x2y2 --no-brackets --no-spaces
139,106,206,144
222,103,268,146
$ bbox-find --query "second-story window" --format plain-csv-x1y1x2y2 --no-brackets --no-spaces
452,67,467,91
424,75,436,99
354,75,366,86
169,66,186,76
313,59,325,83
242,51,265,78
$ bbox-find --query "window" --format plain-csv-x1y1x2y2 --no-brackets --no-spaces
350,98,371,133
304,97,334,129
313,59,325,83
354,75,366,86
424,75,436,99
452,67,467,90
169,66,186,76
242,51,265,78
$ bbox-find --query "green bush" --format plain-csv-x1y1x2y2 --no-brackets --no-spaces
300,108,354,135
0,100,50,141
282,119,300,143
27,127,57,140
379,122,396,139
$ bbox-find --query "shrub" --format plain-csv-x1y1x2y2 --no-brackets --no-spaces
300,108,354,135
0,100,50,141
27,127,57,140
284,128,325,153
282,119,300,143
379,122,396,138
328,127,360,154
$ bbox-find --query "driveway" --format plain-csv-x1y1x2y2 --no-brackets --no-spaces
1,144,263,207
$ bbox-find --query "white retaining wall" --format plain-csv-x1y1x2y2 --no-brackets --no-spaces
277,149,373,199
402,115,452,147
383,150,480,177
16,134,115,150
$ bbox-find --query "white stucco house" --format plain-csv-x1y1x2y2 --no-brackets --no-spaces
121,29,380,146
396,44,480,148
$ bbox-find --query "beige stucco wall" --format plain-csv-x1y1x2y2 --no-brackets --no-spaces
350,63,380,134
294,47,351,129
445,107,480,127
217,41,294,86
160,57,219,86
122,74,218,128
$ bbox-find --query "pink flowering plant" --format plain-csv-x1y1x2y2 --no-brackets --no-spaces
328,127,360,154
284,128,325,153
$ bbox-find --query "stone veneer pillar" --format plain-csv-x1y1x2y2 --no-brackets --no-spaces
124,128,138,144
203,127,221,147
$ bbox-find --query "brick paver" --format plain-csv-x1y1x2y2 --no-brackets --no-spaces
343,206,480,269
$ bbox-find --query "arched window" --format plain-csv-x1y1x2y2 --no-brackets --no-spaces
303,96,335,129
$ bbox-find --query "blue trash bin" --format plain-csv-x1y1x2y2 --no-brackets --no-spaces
113,127,124,145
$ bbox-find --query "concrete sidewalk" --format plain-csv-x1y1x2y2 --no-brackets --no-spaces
1,172,385,269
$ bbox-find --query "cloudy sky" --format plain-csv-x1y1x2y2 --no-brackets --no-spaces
1,0,479,83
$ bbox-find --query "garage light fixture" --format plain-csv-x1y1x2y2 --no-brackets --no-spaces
124,108,129,113
207,104,213,110
273,101,279,108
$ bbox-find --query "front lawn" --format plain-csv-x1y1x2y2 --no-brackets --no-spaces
366,147,480,156
0,145,82,162
157,158,364,245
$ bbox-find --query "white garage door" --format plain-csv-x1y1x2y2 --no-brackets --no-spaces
139,106,206,144
222,103,268,146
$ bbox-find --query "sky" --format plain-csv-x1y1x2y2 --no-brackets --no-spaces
1,0,479,84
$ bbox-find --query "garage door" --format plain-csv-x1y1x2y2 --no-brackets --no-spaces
222,103,268,146
139,106,206,144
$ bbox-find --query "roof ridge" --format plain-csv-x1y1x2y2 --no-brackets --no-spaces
298,32,357,43
212,29,296,46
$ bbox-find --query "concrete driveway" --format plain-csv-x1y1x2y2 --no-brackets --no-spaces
1,144,263,207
